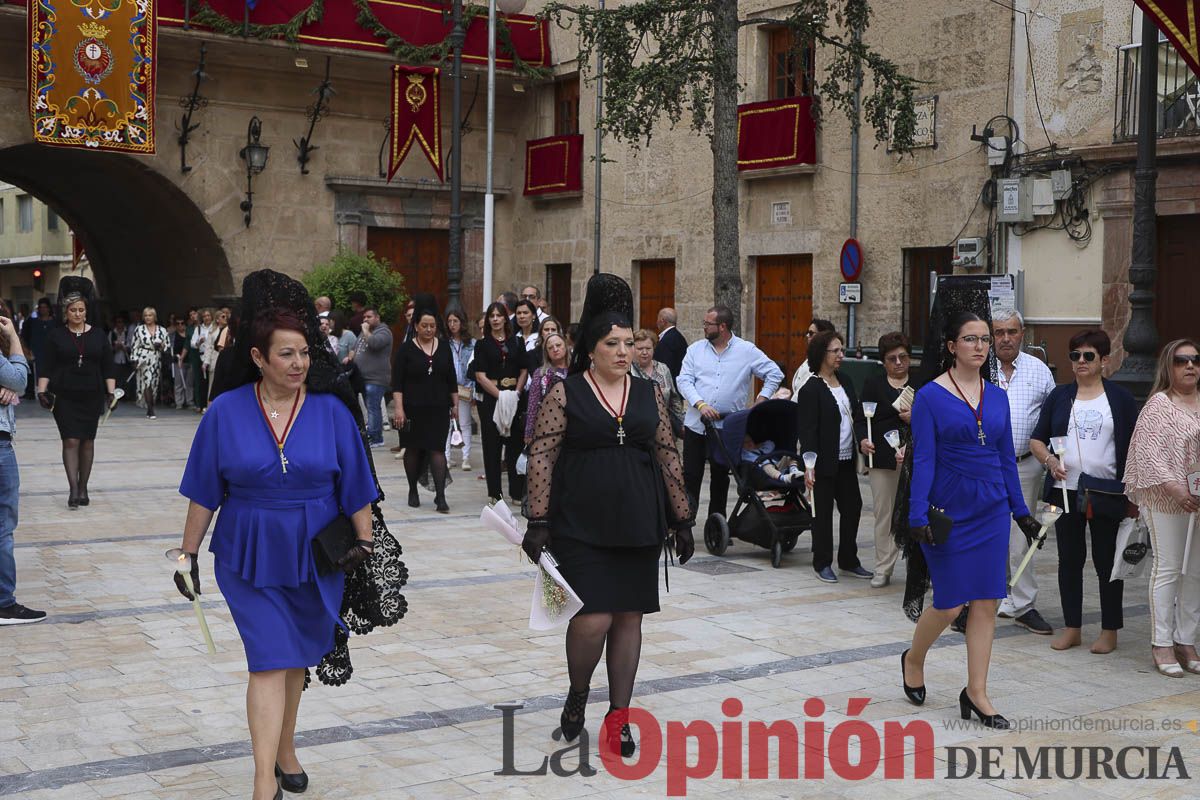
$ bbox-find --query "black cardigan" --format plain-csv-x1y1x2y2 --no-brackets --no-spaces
1030,378,1138,498
852,373,908,471
796,371,860,478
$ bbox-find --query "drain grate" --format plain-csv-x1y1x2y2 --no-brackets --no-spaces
678,559,761,575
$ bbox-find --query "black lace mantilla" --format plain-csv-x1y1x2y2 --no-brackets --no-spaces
211,269,408,687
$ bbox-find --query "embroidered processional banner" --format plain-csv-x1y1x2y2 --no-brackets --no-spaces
388,65,442,182
1134,1,1200,76
29,0,157,153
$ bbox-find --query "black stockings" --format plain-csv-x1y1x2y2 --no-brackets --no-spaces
78,439,94,497
564,612,644,709
403,448,448,501
143,387,155,416
62,438,80,497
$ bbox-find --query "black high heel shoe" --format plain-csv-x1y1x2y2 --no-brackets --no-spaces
274,763,308,794
959,688,1010,729
605,706,636,758
407,488,420,508
435,496,449,514
67,493,79,510
901,649,925,706
78,490,89,507
559,686,589,742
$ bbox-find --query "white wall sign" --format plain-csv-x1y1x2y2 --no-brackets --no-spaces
771,201,791,225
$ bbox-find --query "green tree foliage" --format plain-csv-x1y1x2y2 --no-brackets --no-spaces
303,249,407,323
544,0,918,325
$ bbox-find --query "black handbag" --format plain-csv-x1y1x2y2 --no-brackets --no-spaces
1077,472,1128,520
312,514,357,575
928,507,954,546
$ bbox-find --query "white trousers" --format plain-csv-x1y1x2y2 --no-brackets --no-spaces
999,455,1044,617
172,363,190,408
868,468,901,577
446,396,473,462
1145,508,1200,647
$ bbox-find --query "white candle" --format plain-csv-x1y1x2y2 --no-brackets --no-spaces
862,402,877,469
802,451,817,507
1010,503,1064,587
165,549,216,655
1050,436,1070,511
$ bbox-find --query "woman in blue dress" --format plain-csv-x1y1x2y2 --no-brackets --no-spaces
902,312,1040,730
175,298,385,800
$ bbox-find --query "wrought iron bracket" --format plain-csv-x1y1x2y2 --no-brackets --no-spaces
295,57,336,175
176,43,208,174
378,117,391,178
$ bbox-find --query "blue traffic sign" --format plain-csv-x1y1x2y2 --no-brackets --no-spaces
840,238,863,282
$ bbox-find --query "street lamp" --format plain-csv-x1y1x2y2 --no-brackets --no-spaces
483,0,527,312
238,116,269,227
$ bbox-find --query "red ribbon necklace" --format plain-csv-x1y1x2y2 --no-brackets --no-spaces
585,371,629,445
946,370,986,446
417,337,436,375
70,326,86,368
256,380,302,473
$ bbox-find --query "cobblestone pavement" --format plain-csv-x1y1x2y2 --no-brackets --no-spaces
1,404,1198,799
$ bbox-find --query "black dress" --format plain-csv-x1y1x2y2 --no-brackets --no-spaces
43,326,115,440
474,335,528,500
391,338,457,451
525,373,693,614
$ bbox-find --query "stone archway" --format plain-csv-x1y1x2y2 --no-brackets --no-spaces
0,144,234,314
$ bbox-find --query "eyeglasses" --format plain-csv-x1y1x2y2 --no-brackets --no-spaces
827,347,845,355
805,330,818,339
1173,354,1200,365
1068,350,1098,363
521,293,537,300
958,335,993,346
885,354,910,364
702,321,720,328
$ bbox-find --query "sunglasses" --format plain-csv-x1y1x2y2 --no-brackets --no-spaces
1173,354,1200,365
1068,350,1098,363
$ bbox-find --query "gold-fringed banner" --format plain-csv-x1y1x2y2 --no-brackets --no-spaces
388,65,442,181
29,0,157,154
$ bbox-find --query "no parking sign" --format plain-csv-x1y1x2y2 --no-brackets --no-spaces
840,238,863,282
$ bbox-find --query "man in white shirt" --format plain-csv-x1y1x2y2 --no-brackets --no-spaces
677,306,783,521
994,309,1056,635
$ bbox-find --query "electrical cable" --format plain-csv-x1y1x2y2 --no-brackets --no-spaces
1023,16,1054,148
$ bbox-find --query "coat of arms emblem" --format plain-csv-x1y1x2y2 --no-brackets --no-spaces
74,22,115,85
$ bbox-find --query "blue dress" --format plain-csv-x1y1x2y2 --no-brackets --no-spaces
908,381,1029,610
180,384,378,672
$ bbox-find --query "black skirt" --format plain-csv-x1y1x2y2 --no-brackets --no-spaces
552,536,661,615
401,404,451,451
52,388,103,440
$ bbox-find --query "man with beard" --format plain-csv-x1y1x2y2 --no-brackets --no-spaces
677,306,782,521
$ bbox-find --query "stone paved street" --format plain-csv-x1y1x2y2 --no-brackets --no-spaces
1,404,1198,799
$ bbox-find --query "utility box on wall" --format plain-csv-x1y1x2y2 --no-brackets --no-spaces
996,178,1033,223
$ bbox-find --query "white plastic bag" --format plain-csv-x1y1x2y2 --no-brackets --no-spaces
1111,515,1151,582
515,451,528,476
449,419,464,447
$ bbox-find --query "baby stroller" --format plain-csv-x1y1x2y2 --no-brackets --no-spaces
702,399,813,568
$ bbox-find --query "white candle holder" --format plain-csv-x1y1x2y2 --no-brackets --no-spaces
165,548,216,654
1010,503,1064,588
862,402,877,468
1050,436,1070,510
802,451,817,507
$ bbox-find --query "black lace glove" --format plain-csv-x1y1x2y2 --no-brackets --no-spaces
522,522,550,563
106,392,116,410
672,528,695,565
336,540,374,573
1015,514,1043,548
37,391,54,411
909,525,935,545
173,553,201,600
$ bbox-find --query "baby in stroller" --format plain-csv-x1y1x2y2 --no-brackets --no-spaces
741,436,804,485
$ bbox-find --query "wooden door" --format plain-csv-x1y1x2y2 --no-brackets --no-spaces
755,254,813,379
903,247,953,346
545,263,572,322
1155,214,1200,346
638,259,675,332
367,226,448,313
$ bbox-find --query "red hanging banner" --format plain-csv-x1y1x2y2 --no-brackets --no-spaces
1134,1,1200,76
388,65,442,182
736,96,816,172
523,134,583,196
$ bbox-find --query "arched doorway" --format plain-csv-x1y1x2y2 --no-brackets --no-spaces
0,144,233,315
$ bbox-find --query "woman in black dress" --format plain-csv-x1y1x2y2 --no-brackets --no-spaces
522,274,694,759
474,302,528,504
35,282,116,508
392,306,457,512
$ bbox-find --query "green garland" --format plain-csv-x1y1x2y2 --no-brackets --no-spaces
188,0,548,80
190,0,324,43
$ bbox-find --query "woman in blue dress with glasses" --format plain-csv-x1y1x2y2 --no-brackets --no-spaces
901,311,1040,730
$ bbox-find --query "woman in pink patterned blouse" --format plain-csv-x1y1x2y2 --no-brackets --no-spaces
525,332,570,444
1124,338,1200,677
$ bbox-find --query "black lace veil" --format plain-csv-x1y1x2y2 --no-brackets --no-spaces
211,269,408,686
569,273,635,374
56,276,100,326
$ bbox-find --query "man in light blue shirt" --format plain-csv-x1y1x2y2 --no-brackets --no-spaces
677,306,783,520
0,314,41,624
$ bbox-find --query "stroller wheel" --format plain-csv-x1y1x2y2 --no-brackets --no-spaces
780,533,798,553
770,540,783,569
704,514,730,556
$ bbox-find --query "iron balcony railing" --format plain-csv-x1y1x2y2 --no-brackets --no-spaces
1114,39,1200,142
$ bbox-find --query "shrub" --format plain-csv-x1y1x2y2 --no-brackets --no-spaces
302,249,407,323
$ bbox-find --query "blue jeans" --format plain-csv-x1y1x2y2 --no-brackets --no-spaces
364,383,387,445
0,441,19,608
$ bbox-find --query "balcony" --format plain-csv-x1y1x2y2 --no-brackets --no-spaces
523,134,583,198
737,96,817,177
1113,40,1200,142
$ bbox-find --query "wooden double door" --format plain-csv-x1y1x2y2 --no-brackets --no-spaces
367,227,449,313
755,254,813,380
